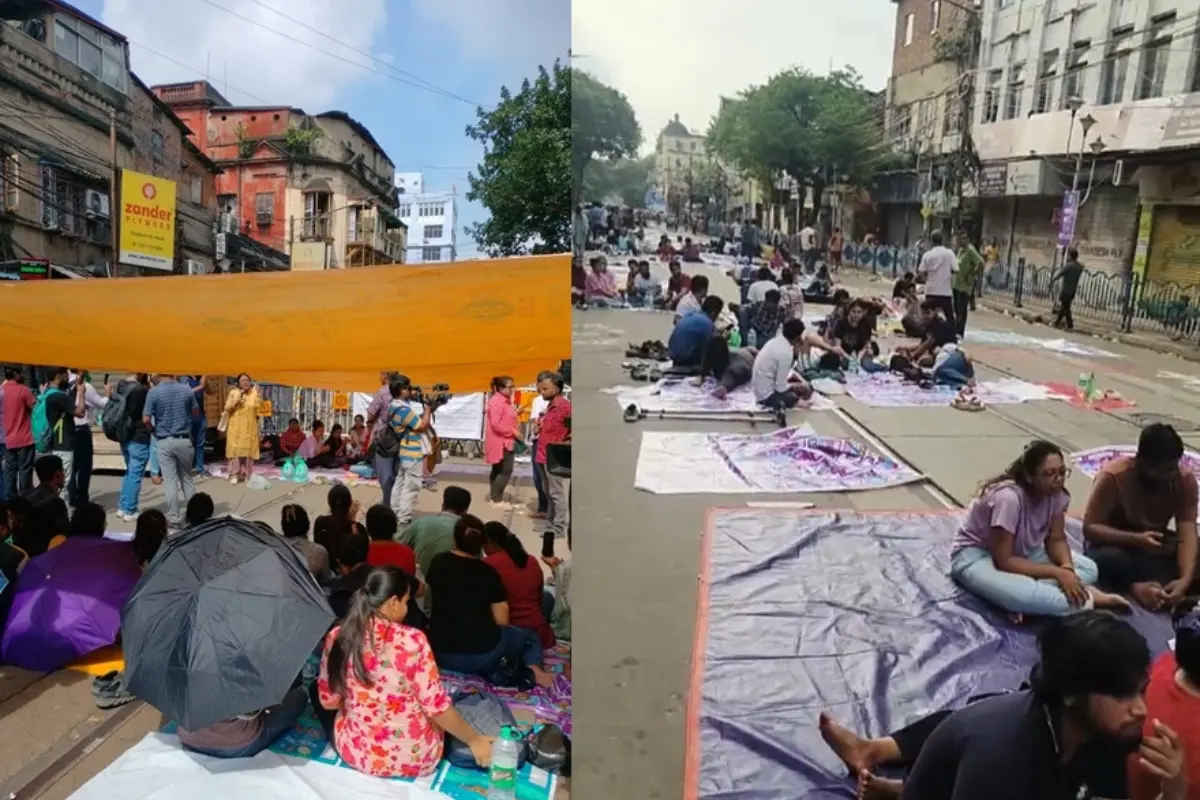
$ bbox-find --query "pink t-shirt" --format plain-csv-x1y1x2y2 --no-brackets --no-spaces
951,482,1070,557
1,382,35,449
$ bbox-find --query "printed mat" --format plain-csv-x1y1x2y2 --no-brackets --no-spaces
841,372,1051,407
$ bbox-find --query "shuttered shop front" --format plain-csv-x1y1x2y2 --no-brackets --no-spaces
1073,187,1139,276
1146,205,1200,290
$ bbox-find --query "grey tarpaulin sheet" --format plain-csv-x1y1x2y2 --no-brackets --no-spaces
685,509,1173,798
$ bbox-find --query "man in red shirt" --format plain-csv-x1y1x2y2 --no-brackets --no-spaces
536,371,571,559
1128,599,1200,800
1,368,36,497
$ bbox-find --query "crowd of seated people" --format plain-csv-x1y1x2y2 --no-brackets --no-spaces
172,483,570,777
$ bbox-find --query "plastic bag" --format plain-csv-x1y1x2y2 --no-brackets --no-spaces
246,474,271,491
444,690,527,771
292,457,308,482
280,459,295,480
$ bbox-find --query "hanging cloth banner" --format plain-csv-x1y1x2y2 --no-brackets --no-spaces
0,255,570,393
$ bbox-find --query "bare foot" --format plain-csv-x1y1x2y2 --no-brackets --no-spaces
858,770,903,800
1090,587,1133,613
818,712,876,775
1131,582,1167,611
530,666,555,689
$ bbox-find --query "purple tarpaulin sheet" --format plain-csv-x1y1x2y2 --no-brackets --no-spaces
686,510,1173,799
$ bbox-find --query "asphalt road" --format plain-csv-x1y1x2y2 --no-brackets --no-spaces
569,256,1200,798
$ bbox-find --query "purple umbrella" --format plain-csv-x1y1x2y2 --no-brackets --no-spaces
0,537,142,672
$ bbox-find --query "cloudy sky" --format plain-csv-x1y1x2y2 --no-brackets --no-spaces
74,0,570,257
572,0,896,152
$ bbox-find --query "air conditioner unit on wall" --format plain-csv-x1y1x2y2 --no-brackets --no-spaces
84,189,109,219
185,259,205,275
256,211,273,226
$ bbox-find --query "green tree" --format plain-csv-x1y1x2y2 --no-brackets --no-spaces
708,68,881,210
581,155,655,207
572,70,641,204
465,60,571,257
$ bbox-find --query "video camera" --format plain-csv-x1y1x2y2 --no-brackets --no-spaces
412,383,452,411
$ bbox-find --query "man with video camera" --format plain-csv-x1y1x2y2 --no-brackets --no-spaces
373,375,435,527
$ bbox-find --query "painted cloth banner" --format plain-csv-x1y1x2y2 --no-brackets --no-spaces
634,425,923,494
842,373,1049,407
612,379,837,414
0,255,570,393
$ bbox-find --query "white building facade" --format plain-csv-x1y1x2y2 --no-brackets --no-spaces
395,171,458,263
970,0,1200,284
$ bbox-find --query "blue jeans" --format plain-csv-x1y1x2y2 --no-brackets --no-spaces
951,545,1099,616
531,438,548,513
374,451,397,507
180,687,308,759
148,438,160,478
191,418,206,473
588,297,618,308
934,350,975,388
120,441,151,515
435,625,544,676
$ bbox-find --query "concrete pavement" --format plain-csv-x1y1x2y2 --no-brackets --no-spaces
0,460,561,799
570,256,1200,799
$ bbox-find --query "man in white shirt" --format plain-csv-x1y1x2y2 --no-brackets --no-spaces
746,267,778,305
916,230,958,330
68,371,109,509
529,372,552,520
752,319,814,410
799,223,818,271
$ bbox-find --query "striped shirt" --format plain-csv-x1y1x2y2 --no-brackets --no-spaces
144,379,199,438
388,402,423,464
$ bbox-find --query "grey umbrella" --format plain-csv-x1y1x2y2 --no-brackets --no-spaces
121,517,334,731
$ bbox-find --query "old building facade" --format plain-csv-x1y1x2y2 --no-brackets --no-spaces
153,81,405,270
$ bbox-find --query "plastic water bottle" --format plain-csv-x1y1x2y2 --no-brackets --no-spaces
1076,371,1095,402
848,356,861,374
487,726,521,800
747,328,758,347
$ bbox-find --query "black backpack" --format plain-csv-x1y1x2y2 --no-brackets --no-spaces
372,411,401,458
101,380,137,443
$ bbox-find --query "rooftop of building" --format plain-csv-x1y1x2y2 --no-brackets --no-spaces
1,0,126,43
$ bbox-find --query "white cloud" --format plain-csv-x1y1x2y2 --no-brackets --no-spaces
409,0,570,73
101,0,388,109
572,0,895,153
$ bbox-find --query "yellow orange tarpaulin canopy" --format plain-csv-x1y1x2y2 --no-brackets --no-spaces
0,255,570,393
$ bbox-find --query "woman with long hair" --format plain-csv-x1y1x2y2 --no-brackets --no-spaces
482,521,554,649
223,373,261,485
280,503,330,580
425,514,554,687
950,440,1128,621
315,566,491,777
313,484,359,569
484,376,518,508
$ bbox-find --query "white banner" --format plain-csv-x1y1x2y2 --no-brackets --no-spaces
350,392,486,441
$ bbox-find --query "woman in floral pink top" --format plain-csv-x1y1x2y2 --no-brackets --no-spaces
316,566,492,777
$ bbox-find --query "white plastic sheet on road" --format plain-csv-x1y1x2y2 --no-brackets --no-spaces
68,733,443,800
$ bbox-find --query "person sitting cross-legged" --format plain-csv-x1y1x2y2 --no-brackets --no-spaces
1083,422,1199,611
668,295,724,370
314,566,492,778
425,514,554,687
751,319,832,411
950,440,1129,622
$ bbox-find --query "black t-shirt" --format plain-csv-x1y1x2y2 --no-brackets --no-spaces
893,278,914,299
927,317,959,349
832,317,873,355
425,552,506,655
44,390,73,451
124,383,152,445
901,691,1130,800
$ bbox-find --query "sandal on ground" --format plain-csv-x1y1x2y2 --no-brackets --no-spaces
91,670,120,697
622,403,642,423
951,391,985,412
630,364,650,382
95,673,136,710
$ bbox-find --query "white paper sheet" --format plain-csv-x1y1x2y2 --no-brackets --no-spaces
68,732,442,800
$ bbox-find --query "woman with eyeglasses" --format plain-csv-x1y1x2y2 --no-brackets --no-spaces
950,440,1130,622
